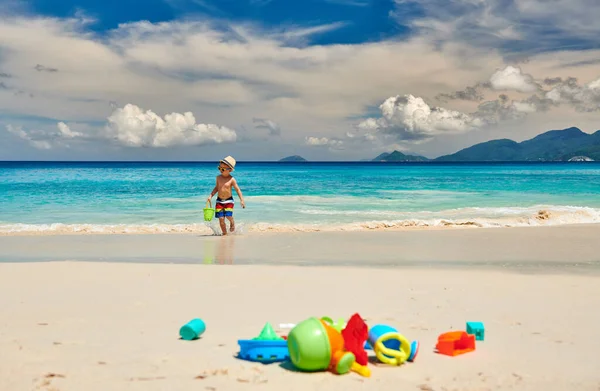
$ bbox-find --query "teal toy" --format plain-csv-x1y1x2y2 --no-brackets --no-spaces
466,322,485,341
180,318,206,340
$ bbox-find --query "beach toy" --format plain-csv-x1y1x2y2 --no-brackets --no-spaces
341,314,369,366
435,331,476,356
179,318,206,340
466,321,485,341
253,322,282,341
408,340,420,362
203,200,215,221
237,323,289,363
367,324,414,365
321,316,346,332
287,313,370,377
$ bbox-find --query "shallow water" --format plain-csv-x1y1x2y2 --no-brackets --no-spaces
1,161,599,234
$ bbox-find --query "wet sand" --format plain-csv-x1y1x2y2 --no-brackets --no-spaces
1,225,599,274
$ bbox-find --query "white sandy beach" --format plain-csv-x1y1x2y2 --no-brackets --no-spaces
1,226,600,391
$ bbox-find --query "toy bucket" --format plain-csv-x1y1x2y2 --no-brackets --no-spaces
368,324,411,365
203,201,215,221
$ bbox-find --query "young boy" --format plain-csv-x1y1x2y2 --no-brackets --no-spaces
207,156,246,235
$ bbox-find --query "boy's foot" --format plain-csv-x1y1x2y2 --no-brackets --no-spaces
230,223,235,232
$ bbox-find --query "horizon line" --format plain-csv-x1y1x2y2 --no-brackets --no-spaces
1,160,598,164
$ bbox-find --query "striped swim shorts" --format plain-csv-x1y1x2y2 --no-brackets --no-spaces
215,197,234,218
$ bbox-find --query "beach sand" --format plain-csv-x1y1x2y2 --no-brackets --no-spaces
1,226,600,390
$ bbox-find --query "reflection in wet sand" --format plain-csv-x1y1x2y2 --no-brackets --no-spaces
203,236,236,265
216,236,236,265
203,239,215,264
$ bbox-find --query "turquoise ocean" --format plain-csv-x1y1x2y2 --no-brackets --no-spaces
1,162,599,235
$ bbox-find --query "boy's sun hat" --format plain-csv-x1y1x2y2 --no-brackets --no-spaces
220,156,236,170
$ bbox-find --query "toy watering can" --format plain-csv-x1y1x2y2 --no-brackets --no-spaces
203,200,215,221
320,316,346,332
368,324,418,365
287,314,370,377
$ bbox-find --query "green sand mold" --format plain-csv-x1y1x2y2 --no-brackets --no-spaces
252,322,284,341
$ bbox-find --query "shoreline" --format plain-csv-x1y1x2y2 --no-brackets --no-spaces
2,225,599,274
0,221,477,237
1,217,599,237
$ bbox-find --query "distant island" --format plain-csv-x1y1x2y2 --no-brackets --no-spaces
372,127,599,162
279,155,307,162
371,151,429,162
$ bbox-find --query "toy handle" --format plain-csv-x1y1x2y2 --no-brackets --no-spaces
374,332,411,366
206,200,212,208
320,316,345,332
351,362,371,378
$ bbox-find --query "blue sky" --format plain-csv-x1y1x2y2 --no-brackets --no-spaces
0,0,599,160
24,0,405,44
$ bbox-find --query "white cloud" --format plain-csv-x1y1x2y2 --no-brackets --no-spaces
305,136,344,150
545,77,600,112
0,14,506,126
489,66,539,93
305,136,330,146
393,0,600,55
357,95,484,141
5,123,68,149
252,117,281,136
511,101,537,114
6,124,52,149
349,63,599,146
57,121,83,138
105,104,237,148
5,104,237,150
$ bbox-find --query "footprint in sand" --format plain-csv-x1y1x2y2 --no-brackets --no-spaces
33,373,66,391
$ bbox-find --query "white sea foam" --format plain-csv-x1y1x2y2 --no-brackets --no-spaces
1,205,599,235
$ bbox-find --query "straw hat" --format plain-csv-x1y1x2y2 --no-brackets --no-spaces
220,156,236,170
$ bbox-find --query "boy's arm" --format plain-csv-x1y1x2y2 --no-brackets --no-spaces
232,179,246,208
207,178,217,201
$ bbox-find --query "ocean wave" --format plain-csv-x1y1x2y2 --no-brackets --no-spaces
248,191,475,203
1,206,599,235
296,205,599,218
0,223,216,235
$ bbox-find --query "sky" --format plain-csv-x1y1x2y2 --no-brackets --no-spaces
0,0,599,161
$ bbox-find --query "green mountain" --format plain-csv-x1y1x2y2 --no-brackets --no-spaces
372,150,429,162
435,127,600,161
279,155,307,162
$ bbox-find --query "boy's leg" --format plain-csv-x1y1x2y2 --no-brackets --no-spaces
215,197,229,236
223,196,235,232
226,216,235,232
218,217,227,235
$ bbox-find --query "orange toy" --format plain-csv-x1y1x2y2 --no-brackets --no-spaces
321,319,370,377
435,331,475,356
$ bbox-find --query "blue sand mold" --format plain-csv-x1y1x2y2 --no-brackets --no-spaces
237,340,289,363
